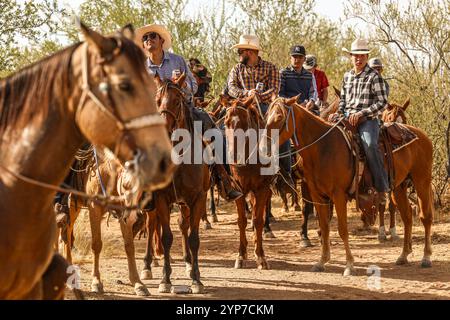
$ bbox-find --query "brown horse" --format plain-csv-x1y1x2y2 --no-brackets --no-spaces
221,95,274,270
0,23,173,299
266,97,434,275
141,75,210,294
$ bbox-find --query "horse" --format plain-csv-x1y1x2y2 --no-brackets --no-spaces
0,23,174,299
221,94,274,270
141,75,210,294
265,96,434,275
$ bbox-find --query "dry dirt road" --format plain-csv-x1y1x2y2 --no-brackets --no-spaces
65,197,450,300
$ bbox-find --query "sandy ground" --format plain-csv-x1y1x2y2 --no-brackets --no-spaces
65,196,450,300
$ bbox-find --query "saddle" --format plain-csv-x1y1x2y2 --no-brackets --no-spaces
338,119,418,213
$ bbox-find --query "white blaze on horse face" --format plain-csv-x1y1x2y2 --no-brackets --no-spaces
231,115,240,127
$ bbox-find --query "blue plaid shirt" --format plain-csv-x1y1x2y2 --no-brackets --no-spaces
146,51,198,100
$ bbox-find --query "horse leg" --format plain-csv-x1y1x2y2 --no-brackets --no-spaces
42,254,69,300
254,189,271,270
65,200,80,265
235,196,248,269
210,182,218,223
311,195,331,272
178,205,193,278
202,211,212,230
281,188,289,213
388,195,399,240
141,211,156,280
334,194,354,276
392,184,413,265
378,199,388,242
119,213,149,296
88,205,104,293
300,181,313,247
158,201,173,293
263,197,275,239
412,178,433,268
189,194,207,293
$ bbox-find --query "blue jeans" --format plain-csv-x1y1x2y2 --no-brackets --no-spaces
258,103,291,175
358,119,390,192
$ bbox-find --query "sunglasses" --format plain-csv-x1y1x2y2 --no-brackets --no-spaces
237,49,249,55
142,32,159,42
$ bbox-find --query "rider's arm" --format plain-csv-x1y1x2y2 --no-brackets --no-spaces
338,77,347,115
361,74,388,118
227,65,247,98
259,63,280,103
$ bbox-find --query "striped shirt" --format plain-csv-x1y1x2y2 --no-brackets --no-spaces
279,66,317,102
146,51,198,101
338,64,388,118
227,57,280,104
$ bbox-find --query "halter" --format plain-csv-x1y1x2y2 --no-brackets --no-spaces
75,41,166,158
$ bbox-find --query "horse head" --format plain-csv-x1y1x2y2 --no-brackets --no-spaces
73,22,174,191
382,98,410,124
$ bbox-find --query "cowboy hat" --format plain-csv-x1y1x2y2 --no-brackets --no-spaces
303,54,317,70
369,57,383,68
342,39,372,55
135,24,172,50
231,34,262,52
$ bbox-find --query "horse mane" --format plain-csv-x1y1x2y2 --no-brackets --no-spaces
0,36,147,135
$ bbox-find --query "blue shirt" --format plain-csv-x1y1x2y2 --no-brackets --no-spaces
279,66,317,102
146,51,198,100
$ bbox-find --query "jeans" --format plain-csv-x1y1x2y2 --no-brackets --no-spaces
358,119,390,192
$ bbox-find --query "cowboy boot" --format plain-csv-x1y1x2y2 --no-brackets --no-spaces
214,164,243,201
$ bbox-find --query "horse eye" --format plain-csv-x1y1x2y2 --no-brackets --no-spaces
119,81,132,91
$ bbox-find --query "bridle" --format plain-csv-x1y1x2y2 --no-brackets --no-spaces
75,40,166,165
157,81,186,132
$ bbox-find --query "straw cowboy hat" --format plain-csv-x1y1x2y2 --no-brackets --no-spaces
342,39,372,55
135,24,172,50
231,34,262,52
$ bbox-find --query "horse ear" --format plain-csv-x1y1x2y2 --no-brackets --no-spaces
120,24,135,41
402,98,410,110
333,86,341,97
79,20,117,56
154,74,163,87
386,103,394,111
219,94,230,107
175,72,186,87
242,94,254,108
285,94,299,105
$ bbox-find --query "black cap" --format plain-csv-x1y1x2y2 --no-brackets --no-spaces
290,45,306,56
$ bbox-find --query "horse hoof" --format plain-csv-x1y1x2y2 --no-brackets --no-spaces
294,205,301,212
191,283,205,294
246,213,252,220
391,235,400,241
91,281,104,294
396,256,408,265
212,215,219,223
264,231,276,239
343,267,355,276
300,239,313,248
421,259,432,268
257,260,270,270
234,259,244,269
311,264,325,272
140,269,153,280
283,208,289,213
151,260,159,267
185,263,193,278
269,216,277,223
158,283,172,293
135,283,150,296
204,222,212,230
378,234,387,242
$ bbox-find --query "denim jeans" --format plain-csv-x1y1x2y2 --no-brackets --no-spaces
358,119,390,192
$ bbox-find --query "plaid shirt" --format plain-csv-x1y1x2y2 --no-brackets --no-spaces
227,57,280,104
338,64,388,118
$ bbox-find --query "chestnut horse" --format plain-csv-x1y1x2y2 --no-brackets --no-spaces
221,95,274,270
266,97,433,275
142,76,210,294
0,23,173,299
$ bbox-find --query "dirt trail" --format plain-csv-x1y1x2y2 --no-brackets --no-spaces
65,198,450,300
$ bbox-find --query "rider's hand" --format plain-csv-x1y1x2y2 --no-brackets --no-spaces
349,111,364,126
247,89,259,97
328,113,339,122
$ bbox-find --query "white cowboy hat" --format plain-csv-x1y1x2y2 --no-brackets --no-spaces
231,34,262,52
303,54,317,70
342,39,372,55
135,24,172,50
369,57,383,68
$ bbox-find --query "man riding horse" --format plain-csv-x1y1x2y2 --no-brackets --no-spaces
136,24,242,202
329,39,390,195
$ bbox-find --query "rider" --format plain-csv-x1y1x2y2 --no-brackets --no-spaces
279,45,318,187
226,34,292,186
303,54,330,108
136,24,242,201
369,57,390,97
189,57,212,102
329,39,390,194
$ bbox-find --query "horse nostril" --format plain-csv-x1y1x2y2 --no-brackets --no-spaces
159,154,169,173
